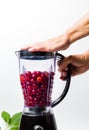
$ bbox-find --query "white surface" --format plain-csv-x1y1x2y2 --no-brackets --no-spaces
0,0,89,130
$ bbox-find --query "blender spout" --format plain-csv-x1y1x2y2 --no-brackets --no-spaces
15,50,20,57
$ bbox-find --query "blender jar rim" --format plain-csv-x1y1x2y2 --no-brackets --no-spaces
15,50,55,60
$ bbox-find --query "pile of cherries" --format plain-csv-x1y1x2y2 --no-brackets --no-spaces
20,71,54,107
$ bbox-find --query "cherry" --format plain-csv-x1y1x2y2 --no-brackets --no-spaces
37,76,42,82
33,97,38,104
41,85,47,90
31,89,36,95
21,83,26,89
30,78,35,84
36,71,41,76
36,93,41,99
28,96,33,101
31,73,36,79
24,93,28,100
37,88,42,95
20,74,25,83
26,71,31,76
26,81,31,87
27,86,32,91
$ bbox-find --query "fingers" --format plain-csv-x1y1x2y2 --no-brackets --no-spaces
21,42,43,52
28,45,44,52
58,56,73,80
58,56,73,71
21,43,35,50
60,70,68,80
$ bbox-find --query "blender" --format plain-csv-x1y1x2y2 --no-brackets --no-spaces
16,50,71,130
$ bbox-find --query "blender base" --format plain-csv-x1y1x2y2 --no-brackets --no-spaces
19,114,57,130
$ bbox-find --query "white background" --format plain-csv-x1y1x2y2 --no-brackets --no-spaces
0,0,89,130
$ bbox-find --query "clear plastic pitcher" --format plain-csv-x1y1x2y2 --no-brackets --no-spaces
16,50,71,108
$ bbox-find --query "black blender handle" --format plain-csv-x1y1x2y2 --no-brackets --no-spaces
51,52,71,107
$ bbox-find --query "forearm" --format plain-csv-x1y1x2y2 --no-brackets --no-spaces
66,12,89,44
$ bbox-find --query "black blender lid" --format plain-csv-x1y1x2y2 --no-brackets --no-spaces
16,50,54,59
19,50,53,56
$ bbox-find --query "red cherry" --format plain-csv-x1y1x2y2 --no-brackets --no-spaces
31,89,36,95
31,79,35,84
50,72,55,77
37,76,42,82
39,101,44,106
36,93,41,99
41,85,47,91
21,83,26,89
32,84,38,89
28,101,35,106
26,71,32,77
26,82,31,87
27,86,32,91
33,97,38,104
24,93,28,99
36,71,41,76
37,88,42,94
28,96,33,101
44,71,49,77
20,74,25,83
31,73,36,79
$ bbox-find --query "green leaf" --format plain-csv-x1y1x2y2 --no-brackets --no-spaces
10,127,19,130
10,112,22,127
1,111,11,123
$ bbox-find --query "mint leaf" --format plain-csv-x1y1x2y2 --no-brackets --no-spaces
10,112,22,127
1,111,10,124
10,127,19,130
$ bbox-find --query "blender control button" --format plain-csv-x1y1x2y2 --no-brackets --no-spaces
33,125,44,130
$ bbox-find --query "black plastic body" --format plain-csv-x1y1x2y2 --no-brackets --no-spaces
19,114,57,130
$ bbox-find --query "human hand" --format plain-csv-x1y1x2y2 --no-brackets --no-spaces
58,51,89,79
22,12,89,52
21,33,70,52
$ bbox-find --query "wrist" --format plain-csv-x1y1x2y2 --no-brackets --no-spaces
65,27,79,44
66,25,89,45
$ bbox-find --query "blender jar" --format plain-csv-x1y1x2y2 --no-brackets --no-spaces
16,50,56,108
